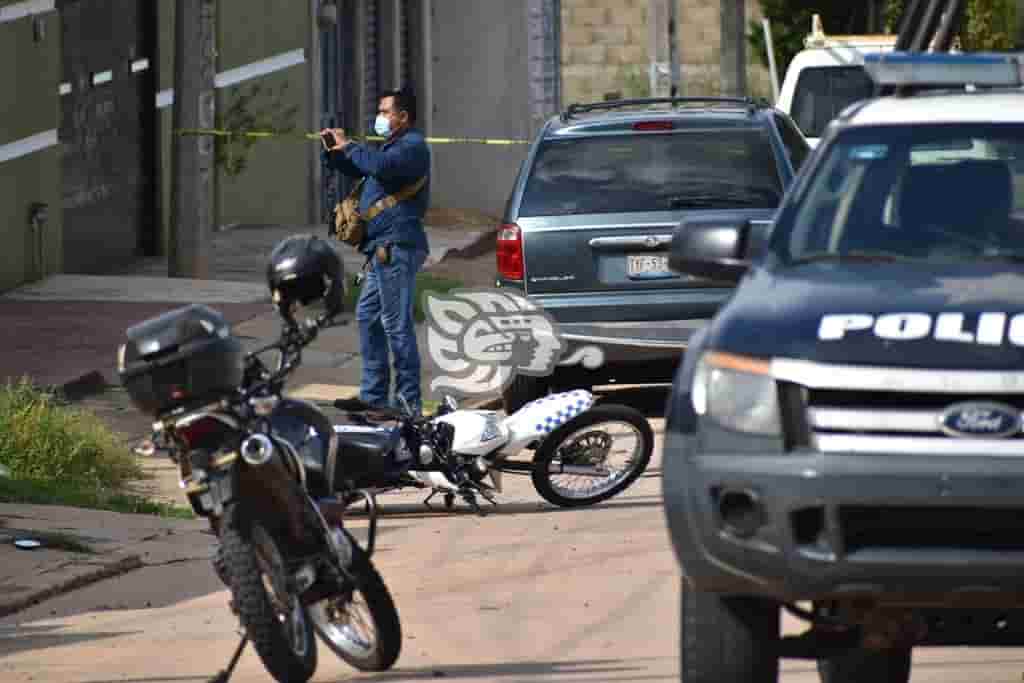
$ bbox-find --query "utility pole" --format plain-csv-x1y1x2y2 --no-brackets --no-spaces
720,0,746,97
169,0,215,278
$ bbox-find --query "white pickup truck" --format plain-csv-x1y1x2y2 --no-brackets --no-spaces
775,15,896,147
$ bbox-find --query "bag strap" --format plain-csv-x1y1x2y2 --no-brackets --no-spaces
364,176,427,221
347,177,366,199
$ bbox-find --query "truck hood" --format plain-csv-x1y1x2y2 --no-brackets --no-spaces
709,262,1024,370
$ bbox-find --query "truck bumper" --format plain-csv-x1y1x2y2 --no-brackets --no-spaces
662,429,1024,606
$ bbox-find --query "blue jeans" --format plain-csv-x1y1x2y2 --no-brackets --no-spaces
356,245,428,412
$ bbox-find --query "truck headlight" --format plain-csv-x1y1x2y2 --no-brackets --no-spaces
692,351,781,436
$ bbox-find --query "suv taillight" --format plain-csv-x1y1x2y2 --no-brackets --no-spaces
497,223,524,280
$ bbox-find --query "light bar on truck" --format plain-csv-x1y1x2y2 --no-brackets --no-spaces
863,52,1022,88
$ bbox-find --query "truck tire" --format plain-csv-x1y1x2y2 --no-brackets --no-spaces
817,646,912,683
502,374,550,414
681,587,779,683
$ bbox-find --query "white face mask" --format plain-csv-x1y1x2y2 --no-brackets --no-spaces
374,115,391,137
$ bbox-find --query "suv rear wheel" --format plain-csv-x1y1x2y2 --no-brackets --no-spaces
681,586,779,683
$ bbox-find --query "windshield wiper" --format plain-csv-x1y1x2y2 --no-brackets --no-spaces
789,250,909,265
667,193,773,210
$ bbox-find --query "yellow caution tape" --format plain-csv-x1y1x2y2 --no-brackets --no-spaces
175,128,530,145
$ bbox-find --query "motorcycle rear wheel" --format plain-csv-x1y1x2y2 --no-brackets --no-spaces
220,514,317,683
308,539,402,671
531,403,653,507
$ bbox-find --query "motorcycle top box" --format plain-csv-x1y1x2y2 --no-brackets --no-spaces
118,304,245,417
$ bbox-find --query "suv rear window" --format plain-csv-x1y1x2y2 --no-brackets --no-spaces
518,128,783,217
792,66,874,138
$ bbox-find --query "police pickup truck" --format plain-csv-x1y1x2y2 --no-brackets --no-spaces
662,53,1024,683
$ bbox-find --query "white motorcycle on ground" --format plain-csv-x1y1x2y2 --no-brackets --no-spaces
330,389,654,511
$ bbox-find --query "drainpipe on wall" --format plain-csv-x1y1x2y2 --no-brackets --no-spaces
29,203,49,281
668,0,680,97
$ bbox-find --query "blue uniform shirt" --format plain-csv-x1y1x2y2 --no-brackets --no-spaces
324,129,431,256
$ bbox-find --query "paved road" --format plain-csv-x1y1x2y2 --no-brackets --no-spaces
2,399,1024,682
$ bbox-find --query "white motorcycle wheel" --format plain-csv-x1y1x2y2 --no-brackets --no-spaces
530,403,653,507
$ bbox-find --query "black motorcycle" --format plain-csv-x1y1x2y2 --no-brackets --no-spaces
121,304,400,683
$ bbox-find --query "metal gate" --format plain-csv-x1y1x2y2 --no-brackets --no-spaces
59,0,157,272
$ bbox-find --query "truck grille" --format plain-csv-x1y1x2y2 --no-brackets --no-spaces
804,389,1024,455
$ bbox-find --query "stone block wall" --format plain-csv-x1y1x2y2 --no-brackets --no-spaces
561,0,773,107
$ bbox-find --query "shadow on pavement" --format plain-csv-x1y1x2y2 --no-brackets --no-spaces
342,496,663,522
343,657,667,681
75,677,207,683
0,624,137,658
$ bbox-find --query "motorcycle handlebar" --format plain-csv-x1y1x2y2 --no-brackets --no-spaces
238,314,336,402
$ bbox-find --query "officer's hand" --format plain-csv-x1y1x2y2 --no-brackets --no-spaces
329,128,350,150
319,128,345,152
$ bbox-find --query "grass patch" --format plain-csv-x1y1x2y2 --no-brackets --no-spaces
0,379,141,487
0,380,193,518
346,272,463,322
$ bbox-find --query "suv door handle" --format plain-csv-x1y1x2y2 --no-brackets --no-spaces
588,234,675,250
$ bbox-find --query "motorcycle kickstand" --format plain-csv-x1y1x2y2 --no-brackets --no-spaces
423,489,439,509
208,633,249,683
460,490,486,516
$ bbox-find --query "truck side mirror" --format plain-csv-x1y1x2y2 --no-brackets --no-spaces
669,217,770,284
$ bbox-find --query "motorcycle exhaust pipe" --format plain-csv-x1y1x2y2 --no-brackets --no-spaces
237,433,315,549
241,434,275,466
716,488,764,539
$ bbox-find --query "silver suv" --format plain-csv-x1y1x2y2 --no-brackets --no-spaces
495,97,809,411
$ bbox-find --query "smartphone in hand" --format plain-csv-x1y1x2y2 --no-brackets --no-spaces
321,130,336,151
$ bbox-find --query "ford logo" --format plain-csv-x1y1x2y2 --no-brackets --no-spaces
939,402,1022,439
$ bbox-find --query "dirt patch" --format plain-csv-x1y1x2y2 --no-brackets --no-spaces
425,207,500,227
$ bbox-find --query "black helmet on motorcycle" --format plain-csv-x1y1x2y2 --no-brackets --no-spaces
266,235,346,323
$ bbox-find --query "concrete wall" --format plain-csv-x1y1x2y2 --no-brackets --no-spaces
561,0,772,104
429,0,534,218
0,3,62,291
157,0,312,246
215,0,311,228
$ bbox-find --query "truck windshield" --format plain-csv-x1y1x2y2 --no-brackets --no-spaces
518,128,783,216
780,123,1024,265
791,66,874,138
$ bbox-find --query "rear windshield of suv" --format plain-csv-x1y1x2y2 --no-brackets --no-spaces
518,128,783,217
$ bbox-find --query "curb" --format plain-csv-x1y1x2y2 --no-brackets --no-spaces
0,553,143,619
431,227,498,264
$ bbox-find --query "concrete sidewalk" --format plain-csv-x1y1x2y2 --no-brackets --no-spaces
0,503,211,618
0,222,495,396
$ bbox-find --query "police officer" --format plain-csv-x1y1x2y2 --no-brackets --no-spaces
322,86,430,415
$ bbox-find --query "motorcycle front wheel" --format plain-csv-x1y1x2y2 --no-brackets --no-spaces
308,538,402,672
531,403,654,507
220,513,317,683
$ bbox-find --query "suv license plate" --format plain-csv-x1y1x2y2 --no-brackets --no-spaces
627,254,672,278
